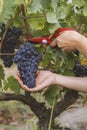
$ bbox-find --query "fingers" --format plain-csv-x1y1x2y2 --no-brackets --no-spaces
28,80,49,92
50,39,57,47
15,70,52,92
61,46,73,52
51,38,64,48
36,70,40,75
15,72,43,92
15,75,22,85
51,37,72,52
15,75,30,91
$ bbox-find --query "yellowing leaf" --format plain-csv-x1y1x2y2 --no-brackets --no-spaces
28,17,45,30
25,0,31,5
80,57,87,66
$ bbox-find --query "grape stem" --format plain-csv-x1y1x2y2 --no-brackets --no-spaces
0,53,15,56
0,28,8,49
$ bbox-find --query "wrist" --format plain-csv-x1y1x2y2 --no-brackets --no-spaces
76,33,87,51
76,34,87,56
52,73,59,85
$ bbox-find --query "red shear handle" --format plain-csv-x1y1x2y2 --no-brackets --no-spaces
51,27,74,40
28,27,74,45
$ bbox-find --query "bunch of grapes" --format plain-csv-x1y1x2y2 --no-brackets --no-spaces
73,60,87,77
13,41,42,88
0,24,22,67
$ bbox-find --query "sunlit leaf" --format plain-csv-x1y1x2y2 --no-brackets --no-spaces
0,0,16,23
46,10,58,23
27,0,42,14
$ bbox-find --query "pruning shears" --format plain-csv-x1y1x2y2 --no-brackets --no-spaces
28,28,74,45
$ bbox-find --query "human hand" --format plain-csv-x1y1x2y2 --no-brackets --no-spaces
51,30,82,52
15,70,56,92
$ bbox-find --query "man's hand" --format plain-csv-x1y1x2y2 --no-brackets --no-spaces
16,70,56,92
51,30,82,52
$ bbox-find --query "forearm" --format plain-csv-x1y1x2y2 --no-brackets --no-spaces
54,74,87,92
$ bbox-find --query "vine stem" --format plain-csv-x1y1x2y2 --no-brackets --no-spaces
21,14,45,19
20,4,32,39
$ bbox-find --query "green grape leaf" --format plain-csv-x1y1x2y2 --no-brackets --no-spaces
56,50,66,64
49,22,61,33
65,53,76,69
27,0,42,14
62,69,74,76
43,85,60,106
46,46,53,53
5,76,21,94
15,0,24,5
0,80,2,88
51,0,58,10
42,46,53,67
46,10,58,23
0,65,4,89
51,52,58,62
72,0,85,6
57,7,66,19
28,17,45,30
40,0,51,9
42,53,50,67
0,0,4,14
83,5,87,16
0,0,15,23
